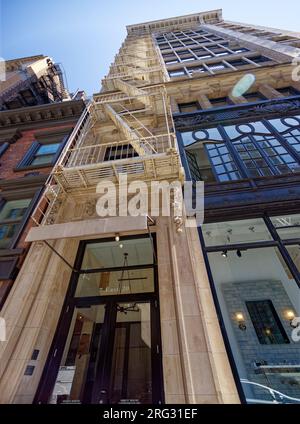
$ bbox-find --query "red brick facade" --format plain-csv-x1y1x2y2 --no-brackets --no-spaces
0,124,73,180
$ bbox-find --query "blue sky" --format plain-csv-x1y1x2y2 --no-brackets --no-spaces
1,0,300,96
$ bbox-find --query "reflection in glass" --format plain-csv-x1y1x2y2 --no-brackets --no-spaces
285,245,300,272
76,268,154,297
109,302,152,404
202,218,272,246
270,214,300,239
49,305,105,404
81,238,154,270
207,245,300,403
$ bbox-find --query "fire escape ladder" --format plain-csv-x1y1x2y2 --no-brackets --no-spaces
103,104,148,156
113,79,151,108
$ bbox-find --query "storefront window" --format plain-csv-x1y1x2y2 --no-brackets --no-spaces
201,216,300,403
202,218,272,246
270,213,300,239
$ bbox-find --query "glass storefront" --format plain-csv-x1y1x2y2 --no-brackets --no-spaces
201,214,300,404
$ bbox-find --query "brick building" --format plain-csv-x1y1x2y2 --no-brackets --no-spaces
0,56,85,307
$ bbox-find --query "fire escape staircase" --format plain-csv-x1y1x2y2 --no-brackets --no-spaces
29,35,182,226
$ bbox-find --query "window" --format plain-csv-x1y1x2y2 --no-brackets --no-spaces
104,144,138,161
0,198,32,249
201,217,300,403
30,143,61,166
187,65,205,75
168,69,185,78
165,59,179,65
180,56,195,63
206,143,241,181
210,97,230,107
246,300,289,344
0,142,9,158
18,139,64,169
243,92,266,102
268,116,300,155
228,59,248,68
231,47,249,53
207,62,227,72
277,87,299,97
249,55,271,64
178,102,201,113
180,116,300,183
223,122,300,175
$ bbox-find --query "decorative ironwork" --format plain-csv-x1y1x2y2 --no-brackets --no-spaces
174,97,300,130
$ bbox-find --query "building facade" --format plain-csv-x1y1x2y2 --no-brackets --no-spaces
0,55,70,110
0,10,299,404
0,57,85,319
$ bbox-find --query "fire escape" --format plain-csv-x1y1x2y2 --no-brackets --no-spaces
30,34,183,227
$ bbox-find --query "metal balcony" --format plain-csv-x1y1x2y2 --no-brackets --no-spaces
54,134,181,192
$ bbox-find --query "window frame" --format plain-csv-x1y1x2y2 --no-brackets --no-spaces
0,195,36,251
197,213,300,403
179,116,300,183
16,135,68,171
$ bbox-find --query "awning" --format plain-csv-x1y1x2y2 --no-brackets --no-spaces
25,216,148,242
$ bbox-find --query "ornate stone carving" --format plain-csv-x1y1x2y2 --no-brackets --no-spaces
84,200,97,218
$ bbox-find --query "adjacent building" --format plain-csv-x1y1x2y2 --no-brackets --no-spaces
0,10,299,404
0,57,85,309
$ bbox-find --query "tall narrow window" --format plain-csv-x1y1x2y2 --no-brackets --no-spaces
246,300,289,345
0,198,32,249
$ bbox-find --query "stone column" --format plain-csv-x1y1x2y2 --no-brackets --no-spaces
0,237,79,404
157,217,240,403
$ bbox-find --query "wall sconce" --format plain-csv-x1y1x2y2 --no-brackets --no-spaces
235,312,246,330
115,234,120,242
285,310,299,328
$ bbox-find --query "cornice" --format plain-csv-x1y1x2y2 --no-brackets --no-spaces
0,99,85,130
126,10,222,35
0,173,48,192
0,128,22,144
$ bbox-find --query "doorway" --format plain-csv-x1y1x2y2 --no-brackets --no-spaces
35,235,164,404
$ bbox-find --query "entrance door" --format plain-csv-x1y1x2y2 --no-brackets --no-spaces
38,299,161,404
35,235,163,404
93,301,153,404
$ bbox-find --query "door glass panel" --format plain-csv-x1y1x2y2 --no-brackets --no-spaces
109,302,152,404
81,238,154,270
49,305,105,404
76,268,155,297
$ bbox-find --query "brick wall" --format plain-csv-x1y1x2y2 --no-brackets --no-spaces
0,123,73,180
